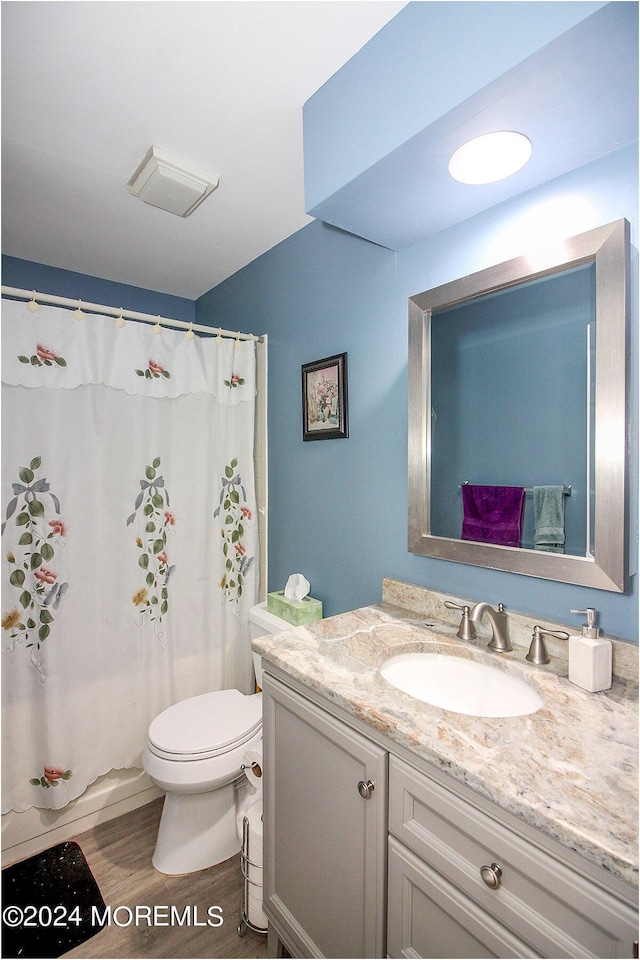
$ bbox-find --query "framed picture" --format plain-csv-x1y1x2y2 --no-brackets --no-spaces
302,352,349,441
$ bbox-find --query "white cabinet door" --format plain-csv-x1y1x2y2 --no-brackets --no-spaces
388,837,540,959
263,672,387,958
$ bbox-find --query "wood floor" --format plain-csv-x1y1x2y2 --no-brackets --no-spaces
62,798,269,959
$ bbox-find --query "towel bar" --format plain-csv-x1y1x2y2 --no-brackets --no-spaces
459,483,572,496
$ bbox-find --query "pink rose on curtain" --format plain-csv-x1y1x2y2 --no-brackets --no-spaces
34,566,57,584
135,360,171,380
44,765,66,783
36,344,58,363
224,372,245,388
29,765,73,789
17,344,67,368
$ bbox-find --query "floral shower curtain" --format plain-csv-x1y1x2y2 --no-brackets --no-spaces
1,300,258,812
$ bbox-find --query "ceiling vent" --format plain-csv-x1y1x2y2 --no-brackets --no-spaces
127,145,219,217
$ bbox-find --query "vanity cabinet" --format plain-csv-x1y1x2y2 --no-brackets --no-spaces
262,673,387,958
387,756,638,959
262,668,638,960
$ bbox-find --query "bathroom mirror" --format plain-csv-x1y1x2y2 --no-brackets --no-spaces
408,219,629,591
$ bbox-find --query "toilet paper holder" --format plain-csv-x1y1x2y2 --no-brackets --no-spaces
237,813,267,938
240,760,262,778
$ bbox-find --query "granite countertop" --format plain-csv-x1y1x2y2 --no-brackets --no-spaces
253,599,638,888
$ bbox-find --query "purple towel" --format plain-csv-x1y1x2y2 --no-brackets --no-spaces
461,485,525,547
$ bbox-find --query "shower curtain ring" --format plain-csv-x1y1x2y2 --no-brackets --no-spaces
234,332,241,348
73,300,85,321
115,309,126,328
153,316,162,334
27,291,39,313
185,322,195,340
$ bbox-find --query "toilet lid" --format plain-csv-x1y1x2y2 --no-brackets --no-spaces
148,689,262,759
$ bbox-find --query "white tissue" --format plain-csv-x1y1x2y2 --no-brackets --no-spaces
284,573,310,602
242,749,263,790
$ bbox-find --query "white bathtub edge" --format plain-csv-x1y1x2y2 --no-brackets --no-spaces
2,768,163,865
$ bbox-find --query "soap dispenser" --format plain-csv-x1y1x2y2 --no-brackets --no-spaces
568,608,612,692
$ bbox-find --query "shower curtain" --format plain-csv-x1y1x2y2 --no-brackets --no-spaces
1,300,258,812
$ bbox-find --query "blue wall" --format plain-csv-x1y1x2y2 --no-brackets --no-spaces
1,256,196,324
197,144,638,642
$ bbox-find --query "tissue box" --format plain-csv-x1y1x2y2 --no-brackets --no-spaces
267,591,323,626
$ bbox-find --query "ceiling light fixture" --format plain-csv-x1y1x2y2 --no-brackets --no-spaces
448,131,532,185
127,146,219,217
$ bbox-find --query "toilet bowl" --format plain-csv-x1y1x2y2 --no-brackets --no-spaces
142,601,287,875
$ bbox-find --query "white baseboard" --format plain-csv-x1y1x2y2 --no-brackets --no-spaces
2,768,163,866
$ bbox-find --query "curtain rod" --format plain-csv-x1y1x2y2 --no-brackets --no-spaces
1,285,262,342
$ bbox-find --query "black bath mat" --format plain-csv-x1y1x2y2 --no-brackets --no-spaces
2,840,106,958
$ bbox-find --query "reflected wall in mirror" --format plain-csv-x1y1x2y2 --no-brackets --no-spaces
430,265,594,556
408,219,629,592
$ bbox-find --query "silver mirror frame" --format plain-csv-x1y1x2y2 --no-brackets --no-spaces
408,218,629,592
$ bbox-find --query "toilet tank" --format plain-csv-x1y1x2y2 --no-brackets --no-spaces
249,601,289,687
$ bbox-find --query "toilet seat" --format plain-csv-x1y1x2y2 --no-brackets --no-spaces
147,689,262,761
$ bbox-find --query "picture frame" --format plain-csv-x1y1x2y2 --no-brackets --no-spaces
302,352,349,441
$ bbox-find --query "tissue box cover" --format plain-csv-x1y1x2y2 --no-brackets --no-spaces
267,591,323,626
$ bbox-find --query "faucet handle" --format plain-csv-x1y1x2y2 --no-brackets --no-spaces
444,601,476,641
526,625,570,665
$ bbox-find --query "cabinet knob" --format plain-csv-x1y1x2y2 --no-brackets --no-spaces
357,779,375,799
480,862,502,890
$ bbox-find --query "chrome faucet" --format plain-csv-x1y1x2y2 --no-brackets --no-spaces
469,602,511,652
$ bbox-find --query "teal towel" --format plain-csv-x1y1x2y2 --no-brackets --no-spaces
533,485,565,553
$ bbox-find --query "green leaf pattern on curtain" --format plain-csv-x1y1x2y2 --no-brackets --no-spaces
214,458,254,600
127,457,175,633
18,342,67,368
1,457,68,680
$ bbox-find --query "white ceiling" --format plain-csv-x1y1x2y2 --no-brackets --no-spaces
1,0,406,300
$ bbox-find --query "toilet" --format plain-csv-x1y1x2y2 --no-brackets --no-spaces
142,601,287,875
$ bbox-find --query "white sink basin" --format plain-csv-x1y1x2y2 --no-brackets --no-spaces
380,652,543,717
